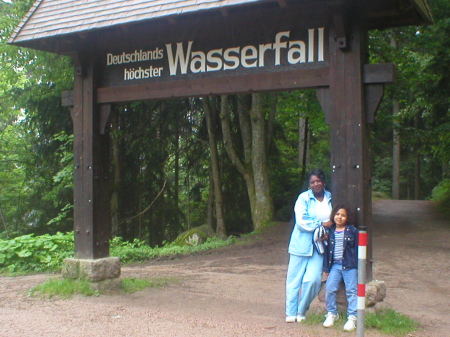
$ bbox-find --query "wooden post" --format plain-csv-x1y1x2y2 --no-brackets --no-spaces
328,15,373,280
72,54,111,259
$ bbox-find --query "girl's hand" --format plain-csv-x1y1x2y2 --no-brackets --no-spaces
322,221,333,228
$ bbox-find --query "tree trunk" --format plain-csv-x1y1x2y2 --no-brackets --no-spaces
391,36,401,200
392,100,400,199
0,203,8,238
174,110,180,226
306,122,311,168
236,95,257,225
414,153,420,199
266,93,277,153
414,115,420,200
298,117,308,184
204,98,226,238
207,166,215,230
250,93,274,228
219,94,273,230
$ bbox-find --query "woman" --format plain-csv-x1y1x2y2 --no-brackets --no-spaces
285,169,332,322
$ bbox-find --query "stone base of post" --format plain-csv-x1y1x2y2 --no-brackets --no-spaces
318,280,386,311
62,257,121,291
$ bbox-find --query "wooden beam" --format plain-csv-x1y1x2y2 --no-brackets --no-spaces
363,63,395,83
72,54,111,260
328,18,373,280
97,67,329,103
63,63,393,106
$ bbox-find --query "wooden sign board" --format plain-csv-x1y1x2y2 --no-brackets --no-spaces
95,6,330,102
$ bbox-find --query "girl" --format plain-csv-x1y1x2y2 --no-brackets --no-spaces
322,205,358,331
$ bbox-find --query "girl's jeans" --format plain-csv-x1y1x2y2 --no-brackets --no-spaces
325,262,357,316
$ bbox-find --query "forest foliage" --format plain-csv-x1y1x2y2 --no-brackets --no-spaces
0,0,449,247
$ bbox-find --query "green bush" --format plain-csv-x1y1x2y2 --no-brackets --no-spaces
431,179,450,215
111,236,235,264
1,232,236,274
0,232,74,273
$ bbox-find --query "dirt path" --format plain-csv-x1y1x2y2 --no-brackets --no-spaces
0,200,449,337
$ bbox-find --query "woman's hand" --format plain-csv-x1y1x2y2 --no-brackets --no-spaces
322,220,333,227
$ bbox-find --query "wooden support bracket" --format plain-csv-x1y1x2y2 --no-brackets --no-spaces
316,63,394,123
365,84,384,123
99,104,112,135
61,92,111,134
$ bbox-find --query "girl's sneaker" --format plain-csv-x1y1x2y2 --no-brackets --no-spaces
323,312,338,327
343,315,357,331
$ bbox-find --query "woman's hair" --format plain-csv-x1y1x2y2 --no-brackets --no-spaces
307,169,326,184
330,204,354,226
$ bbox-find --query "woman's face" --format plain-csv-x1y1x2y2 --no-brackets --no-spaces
309,175,325,194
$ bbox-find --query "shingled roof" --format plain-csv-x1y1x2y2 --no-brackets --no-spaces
9,0,432,52
9,0,269,44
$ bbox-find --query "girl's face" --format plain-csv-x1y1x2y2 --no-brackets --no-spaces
309,175,325,194
334,208,348,227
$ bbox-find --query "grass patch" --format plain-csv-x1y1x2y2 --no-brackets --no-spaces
303,309,418,336
303,312,330,325
121,277,174,293
366,309,419,336
30,277,177,298
30,278,98,298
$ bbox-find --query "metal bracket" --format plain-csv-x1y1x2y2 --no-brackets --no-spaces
333,14,349,51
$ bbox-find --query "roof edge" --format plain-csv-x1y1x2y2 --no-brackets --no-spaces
411,0,433,24
8,0,44,44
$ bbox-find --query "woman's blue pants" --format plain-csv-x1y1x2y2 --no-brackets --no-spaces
285,250,323,317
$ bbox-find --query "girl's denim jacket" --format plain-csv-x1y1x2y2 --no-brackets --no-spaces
323,224,358,273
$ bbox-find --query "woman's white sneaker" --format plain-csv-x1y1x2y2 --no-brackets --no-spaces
285,316,296,323
343,315,357,331
323,312,338,327
296,315,306,323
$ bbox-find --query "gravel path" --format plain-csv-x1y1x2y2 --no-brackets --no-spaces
0,200,449,337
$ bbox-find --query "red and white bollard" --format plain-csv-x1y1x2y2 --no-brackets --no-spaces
357,228,368,337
